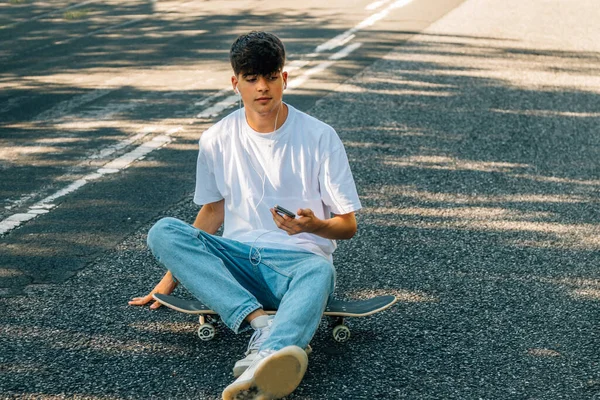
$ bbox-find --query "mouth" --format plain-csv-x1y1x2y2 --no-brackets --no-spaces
255,97,272,102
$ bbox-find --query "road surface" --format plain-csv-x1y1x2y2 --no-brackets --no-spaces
1,0,599,399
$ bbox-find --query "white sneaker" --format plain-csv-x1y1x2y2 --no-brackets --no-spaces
234,344,312,378
222,346,308,400
233,315,274,378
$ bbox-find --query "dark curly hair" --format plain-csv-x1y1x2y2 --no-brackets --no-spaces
230,31,286,77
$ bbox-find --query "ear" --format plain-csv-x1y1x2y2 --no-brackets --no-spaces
282,71,288,89
231,76,239,93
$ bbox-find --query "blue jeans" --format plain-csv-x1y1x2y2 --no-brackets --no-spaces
147,217,336,351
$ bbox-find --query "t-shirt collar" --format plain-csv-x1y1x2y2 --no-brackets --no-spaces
242,103,294,142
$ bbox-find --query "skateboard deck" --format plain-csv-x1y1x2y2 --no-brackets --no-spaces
153,293,397,342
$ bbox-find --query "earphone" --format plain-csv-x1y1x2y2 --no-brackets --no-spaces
235,72,286,265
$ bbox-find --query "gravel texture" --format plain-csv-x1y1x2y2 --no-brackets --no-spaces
2,0,600,399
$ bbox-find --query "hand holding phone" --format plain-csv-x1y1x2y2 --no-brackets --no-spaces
274,205,296,218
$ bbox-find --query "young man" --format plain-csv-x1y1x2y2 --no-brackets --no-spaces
130,31,361,399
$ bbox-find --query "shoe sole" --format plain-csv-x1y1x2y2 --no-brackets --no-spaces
232,345,312,378
223,346,308,400
232,364,248,379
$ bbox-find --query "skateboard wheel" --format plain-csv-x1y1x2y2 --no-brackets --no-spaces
197,323,216,341
332,324,351,343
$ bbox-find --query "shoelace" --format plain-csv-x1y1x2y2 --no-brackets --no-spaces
245,322,272,356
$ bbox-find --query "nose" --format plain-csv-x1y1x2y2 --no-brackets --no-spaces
256,76,269,91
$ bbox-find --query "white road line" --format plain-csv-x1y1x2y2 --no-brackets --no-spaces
329,42,363,60
33,89,113,122
317,0,414,52
288,42,363,89
287,61,335,90
194,88,231,107
0,128,180,236
2,0,407,235
196,0,407,114
196,95,240,119
0,0,99,31
30,73,147,124
89,128,155,160
3,128,156,212
98,133,172,174
366,0,392,11
197,42,363,119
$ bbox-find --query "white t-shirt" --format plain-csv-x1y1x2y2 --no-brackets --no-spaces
194,104,362,259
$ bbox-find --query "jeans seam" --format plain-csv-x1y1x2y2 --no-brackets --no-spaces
196,230,228,251
257,262,286,306
260,259,294,278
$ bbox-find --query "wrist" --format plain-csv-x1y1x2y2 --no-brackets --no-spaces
312,217,329,235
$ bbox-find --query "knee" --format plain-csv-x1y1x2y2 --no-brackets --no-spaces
306,259,336,292
147,217,187,255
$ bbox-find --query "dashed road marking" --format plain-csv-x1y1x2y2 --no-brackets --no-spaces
0,129,179,235
1,1,411,235
317,0,414,52
365,0,392,11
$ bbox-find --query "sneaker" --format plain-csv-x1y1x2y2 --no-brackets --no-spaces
232,315,274,378
222,345,308,400
234,344,313,378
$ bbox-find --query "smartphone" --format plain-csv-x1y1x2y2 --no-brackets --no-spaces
274,205,296,218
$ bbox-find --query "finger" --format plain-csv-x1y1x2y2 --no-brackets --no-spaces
272,213,282,227
128,298,146,306
297,208,312,218
275,210,294,222
129,295,152,305
278,221,293,233
150,301,162,310
270,208,283,222
275,218,295,234
271,209,291,227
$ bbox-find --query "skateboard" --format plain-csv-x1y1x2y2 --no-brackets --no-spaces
153,293,397,343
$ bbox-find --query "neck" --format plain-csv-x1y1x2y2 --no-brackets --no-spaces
245,102,289,133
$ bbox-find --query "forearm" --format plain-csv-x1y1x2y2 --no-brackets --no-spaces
158,270,179,290
193,199,225,234
312,213,357,240
129,268,178,308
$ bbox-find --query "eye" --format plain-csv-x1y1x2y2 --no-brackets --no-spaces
245,75,258,82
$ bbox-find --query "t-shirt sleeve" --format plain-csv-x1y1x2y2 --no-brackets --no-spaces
319,139,362,215
193,139,223,206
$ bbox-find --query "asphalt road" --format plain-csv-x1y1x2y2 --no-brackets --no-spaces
1,0,599,399
0,0,464,293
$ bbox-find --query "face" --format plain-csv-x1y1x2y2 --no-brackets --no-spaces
232,70,288,116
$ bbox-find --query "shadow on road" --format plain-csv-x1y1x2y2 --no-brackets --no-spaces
0,5,599,399
323,32,600,399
